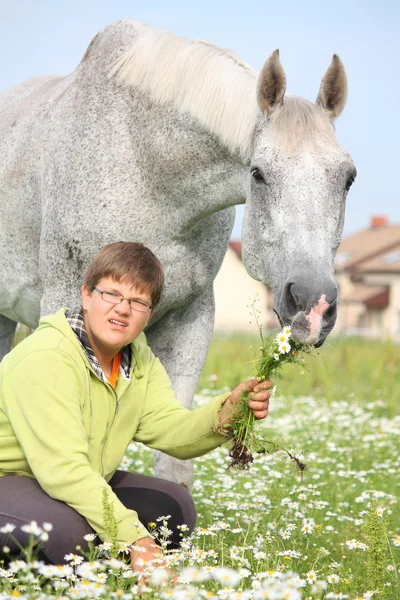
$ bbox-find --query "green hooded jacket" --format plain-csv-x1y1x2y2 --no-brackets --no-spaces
0,309,230,543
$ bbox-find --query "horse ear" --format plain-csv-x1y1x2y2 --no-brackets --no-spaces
257,49,286,115
316,54,347,119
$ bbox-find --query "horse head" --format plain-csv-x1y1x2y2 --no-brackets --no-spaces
242,51,356,347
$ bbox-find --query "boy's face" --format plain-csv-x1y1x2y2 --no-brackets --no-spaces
81,276,152,354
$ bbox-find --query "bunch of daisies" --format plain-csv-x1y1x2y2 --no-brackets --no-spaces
227,307,314,470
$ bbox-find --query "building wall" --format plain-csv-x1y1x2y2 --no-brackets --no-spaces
335,301,367,335
333,272,368,334
213,247,271,332
361,273,400,340
334,272,355,333
334,271,400,340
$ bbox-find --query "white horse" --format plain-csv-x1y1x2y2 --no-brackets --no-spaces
0,19,355,487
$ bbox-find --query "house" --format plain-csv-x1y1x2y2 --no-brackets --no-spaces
213,242,278,332
334,217,400,339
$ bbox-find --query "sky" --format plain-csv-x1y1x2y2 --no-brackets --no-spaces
1,0,399,240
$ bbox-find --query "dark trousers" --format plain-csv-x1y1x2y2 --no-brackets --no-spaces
0,472,197,564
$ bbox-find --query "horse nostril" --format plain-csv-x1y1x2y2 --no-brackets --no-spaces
281,276,338,323
290,283,300,304
324,301,337,321
286,283,300,315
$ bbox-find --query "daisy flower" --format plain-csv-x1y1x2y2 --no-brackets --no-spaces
275,331,289,344
0,523,16,534
21,521,43,536
278,341,291,354
212,567,241,587
301,523,314,534
306,570,317,583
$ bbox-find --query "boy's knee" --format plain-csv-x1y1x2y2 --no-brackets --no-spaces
40,519,93,564
166,480,197,532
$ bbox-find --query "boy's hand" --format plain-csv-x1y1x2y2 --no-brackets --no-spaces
130,537,163,574
218,378,272,427
131,537,175,588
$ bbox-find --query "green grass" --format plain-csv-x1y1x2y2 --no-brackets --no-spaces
198,333,400,416
193,333,400,597
2,331,399,598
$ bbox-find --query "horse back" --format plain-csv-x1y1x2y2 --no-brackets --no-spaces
0,75,71,324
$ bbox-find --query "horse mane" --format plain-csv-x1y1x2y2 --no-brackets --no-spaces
268,96,338,152
111,23,338,159
110,24,259,160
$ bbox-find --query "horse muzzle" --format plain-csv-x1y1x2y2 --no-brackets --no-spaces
276,275,338,346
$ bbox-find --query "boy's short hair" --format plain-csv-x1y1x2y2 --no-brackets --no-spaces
84,242,164,309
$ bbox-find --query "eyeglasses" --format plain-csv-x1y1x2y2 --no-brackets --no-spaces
94,288,152,314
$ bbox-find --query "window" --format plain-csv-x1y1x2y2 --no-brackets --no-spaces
382,250,400,265
335,251,353,265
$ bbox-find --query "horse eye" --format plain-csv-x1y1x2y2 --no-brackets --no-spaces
345,170,357,192
251,168,265,183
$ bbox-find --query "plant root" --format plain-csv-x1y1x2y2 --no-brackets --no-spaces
227,438,254,470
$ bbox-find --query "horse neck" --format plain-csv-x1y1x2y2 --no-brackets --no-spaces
111,25,259,154
77,20,253,224
122,86,250,223
107,20,257,192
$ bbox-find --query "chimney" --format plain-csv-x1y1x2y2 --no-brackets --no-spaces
370,216,388,228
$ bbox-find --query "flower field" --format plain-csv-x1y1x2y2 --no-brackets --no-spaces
1,334,399,599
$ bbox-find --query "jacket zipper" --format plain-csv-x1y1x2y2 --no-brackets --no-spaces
111,384,119,414
100,386,119,476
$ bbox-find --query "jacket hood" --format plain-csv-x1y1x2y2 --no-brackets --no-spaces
38,308,145,379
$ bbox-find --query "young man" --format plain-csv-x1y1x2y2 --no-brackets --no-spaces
0,242,271,569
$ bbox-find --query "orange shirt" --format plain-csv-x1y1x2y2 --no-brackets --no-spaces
106,352,122,389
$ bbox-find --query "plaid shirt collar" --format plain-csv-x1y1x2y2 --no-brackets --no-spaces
65,305,131,382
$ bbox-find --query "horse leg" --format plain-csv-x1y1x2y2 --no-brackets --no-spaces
0,315,17,360
145,288,215,490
